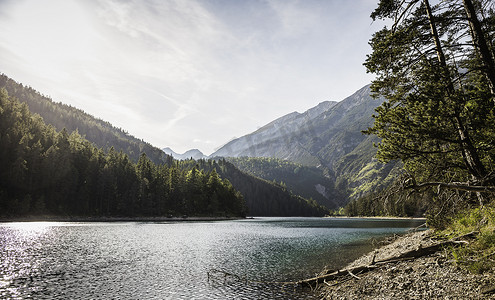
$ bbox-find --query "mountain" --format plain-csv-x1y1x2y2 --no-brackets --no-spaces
163,147,206,160
212,84,400,203
184,159,329,216
1,73,328,217
212,100,338,164
0,74,171,165
224,157,345,209
211,85,377,166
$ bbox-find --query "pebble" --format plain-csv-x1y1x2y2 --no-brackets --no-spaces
318,230,495,299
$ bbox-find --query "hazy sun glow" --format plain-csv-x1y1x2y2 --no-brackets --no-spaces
0,0,385,154
4,222,59,236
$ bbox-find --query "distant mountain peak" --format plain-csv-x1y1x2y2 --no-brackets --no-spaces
162,147,206,160
162,147,174,153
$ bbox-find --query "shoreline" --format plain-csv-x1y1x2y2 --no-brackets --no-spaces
315,229,495,299
0,215,244,223
325,215,427,221
0,215,427,223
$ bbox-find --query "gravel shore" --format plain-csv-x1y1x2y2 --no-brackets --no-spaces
318,230,495,299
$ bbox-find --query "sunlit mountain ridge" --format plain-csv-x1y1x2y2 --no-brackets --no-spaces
208,84,399,202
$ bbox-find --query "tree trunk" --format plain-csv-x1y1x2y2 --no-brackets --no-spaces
423,0,450,74
407,180,495,193
453,115,487,180
423,0,488,181
463,0,495,97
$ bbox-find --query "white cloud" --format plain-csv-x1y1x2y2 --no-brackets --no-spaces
267,0,318,38
0,0,384,154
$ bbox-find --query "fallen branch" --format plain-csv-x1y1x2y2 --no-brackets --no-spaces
347,270,361,280
323,280,332,287
405,181,495,193
298,232,479,288
298,265,376,287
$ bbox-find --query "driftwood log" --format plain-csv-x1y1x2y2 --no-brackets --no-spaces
298,231,478,288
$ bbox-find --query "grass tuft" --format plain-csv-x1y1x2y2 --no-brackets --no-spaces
439,206,495,274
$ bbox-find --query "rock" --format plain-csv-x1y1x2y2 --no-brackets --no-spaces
482,285,495,294
318,230,495,299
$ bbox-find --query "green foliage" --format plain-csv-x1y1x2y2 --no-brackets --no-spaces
328,207,346,217
0,90,246,218
365,0,495,181
225,157,346,209
178,158,329,217
0,74,172,165
364,0,495,224
440,206,495,274
344,189,427,218
447,207,495,236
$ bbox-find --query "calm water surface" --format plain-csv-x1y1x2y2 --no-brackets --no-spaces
0,217,425,299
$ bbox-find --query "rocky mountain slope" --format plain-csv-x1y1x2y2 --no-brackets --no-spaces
212,84,400,202
211,100,338,164
212,85,376,166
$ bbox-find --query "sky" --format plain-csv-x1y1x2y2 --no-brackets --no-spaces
0,0,385,155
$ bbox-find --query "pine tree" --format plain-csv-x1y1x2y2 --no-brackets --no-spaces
365,0,495,191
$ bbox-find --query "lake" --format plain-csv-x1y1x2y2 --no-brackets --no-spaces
0,217,425,299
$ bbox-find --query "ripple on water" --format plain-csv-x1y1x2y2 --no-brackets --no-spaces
0,218,424,299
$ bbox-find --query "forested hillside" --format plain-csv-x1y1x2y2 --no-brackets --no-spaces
0,75,330,217
1,72,401,214
181,159,329,216
333,136,401,199
0,89,246,218
0,74,170,165
225,157,346,209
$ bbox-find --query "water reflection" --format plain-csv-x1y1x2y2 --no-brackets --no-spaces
4,222,57,236
1,223,52,299
0,218,425,299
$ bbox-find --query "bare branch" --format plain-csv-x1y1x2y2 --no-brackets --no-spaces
406,180,495,193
